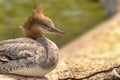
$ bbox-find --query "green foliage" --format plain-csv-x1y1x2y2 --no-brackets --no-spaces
0,0,105,47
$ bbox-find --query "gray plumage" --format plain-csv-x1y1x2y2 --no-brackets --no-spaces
0,36,59,77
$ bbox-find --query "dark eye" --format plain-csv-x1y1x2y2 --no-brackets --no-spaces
44,24,47,27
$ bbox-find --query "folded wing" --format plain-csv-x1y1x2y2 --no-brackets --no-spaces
0,38,40,62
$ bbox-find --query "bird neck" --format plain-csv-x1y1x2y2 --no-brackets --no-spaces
25,31,43,40
36,36,59,69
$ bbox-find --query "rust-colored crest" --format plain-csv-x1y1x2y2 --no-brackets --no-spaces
32,6,44,18
23,6,44,29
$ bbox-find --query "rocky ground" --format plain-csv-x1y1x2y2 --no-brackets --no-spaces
0,13,120,80
46,13,120,80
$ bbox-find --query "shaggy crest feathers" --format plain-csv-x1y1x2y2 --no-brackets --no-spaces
23,6,44,29
32,6,44,18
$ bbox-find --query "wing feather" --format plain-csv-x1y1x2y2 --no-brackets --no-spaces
0,38,41,61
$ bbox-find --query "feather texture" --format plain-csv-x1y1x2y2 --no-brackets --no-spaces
0,36,59,77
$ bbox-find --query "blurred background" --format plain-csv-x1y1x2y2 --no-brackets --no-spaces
0,0,110,47
0,0,120,79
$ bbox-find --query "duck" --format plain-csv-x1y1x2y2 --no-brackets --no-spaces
0,6,64,77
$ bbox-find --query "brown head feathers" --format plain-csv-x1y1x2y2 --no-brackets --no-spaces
23,6,45,28
32,6,44,18
22,6,64,40
23,6,45,39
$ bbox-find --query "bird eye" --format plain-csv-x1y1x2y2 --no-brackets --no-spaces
44,24,47,27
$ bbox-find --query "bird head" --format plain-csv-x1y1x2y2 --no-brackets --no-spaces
23,6,65,39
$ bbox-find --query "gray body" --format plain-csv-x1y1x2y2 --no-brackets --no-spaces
0,36,59,77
